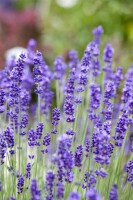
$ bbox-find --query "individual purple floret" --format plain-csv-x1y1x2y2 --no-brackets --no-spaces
45,171,55,200
75,145,83,167
17,175,24,194
56,182,64,199
109,184,118,200
67,192,80,200
26,162,31,179
86,188,101,200
52,108,60,126
30,179,41,200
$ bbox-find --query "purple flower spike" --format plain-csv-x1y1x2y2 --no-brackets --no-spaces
75,145,83,167
56,182,64,199
86,188,101,200
67,192,80,200
45,171,55,200
52,108,60,126
26,162,31,179
30,179,41,200
103,44,114,63
36,122,44,139
43,133,51,146
53,56,67,80
92,26,104,45
109,185,118,200
17,176,24,194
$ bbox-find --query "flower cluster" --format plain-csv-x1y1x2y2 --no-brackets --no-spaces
1,26,133,200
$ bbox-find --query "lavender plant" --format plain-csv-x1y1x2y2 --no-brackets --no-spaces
0,27,133,200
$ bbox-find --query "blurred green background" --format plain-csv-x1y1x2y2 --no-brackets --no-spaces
0,0,133,69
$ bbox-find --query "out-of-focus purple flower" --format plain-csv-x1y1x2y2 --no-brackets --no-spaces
68,49,79,76
95,168,108,178
104,81,116,99
64,101,75,122
36,122,44,139
66,129,75,136
45,171,55,200
109,185,118,200
28,128,39,146
56,182,64,199
93,130,114,165
0,89,5,112
17,175,24,194
20,113,28,129
114,67,123,90
92,26,104,45
27,39,37,52
9,197,16,200
4,127,14,148
75,145,83,167
52,108,60,126
114,113,129,147
0,134,6,164
26,162,31,179
125,160,133,185
43,133,51,146
10,53,26,83
53,56,67,81
86,188,101,200
103,44,114,63
90,84,101,110
67,192,80,200
30,179,41,200
56,135,74,183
